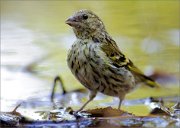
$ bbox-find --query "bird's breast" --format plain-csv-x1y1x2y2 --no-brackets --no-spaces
67,40,102,90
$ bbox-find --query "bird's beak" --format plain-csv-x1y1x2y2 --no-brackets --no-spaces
65,16,77,27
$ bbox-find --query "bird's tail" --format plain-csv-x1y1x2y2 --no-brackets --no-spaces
141,75,160,88
127,64,160,88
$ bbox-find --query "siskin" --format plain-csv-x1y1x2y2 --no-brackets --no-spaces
66,9,160,112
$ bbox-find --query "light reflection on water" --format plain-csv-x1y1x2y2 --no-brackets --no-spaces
1,1,179,114
1,68,52,111
1,21,45,68
1,21,49,111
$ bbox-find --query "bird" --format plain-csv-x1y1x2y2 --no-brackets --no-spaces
65,9,160,112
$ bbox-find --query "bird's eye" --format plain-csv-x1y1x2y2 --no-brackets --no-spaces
82,14,88,20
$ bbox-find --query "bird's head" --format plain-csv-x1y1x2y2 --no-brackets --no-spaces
66,9,106,39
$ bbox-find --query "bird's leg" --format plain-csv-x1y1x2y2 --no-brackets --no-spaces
118,95,125,110
76,90,97,112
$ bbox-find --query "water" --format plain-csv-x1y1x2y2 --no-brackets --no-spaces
1,1,179,115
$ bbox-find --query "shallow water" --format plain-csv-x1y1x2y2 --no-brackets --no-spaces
1,1,179,115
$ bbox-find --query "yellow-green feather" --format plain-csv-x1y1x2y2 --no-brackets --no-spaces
128,64,160,88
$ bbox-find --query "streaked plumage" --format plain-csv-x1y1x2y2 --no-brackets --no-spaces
66,9,159,111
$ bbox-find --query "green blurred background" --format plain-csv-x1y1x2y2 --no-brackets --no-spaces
1,1,179,115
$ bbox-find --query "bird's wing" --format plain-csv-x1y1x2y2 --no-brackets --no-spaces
100,37,131,68
100,37,160,88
